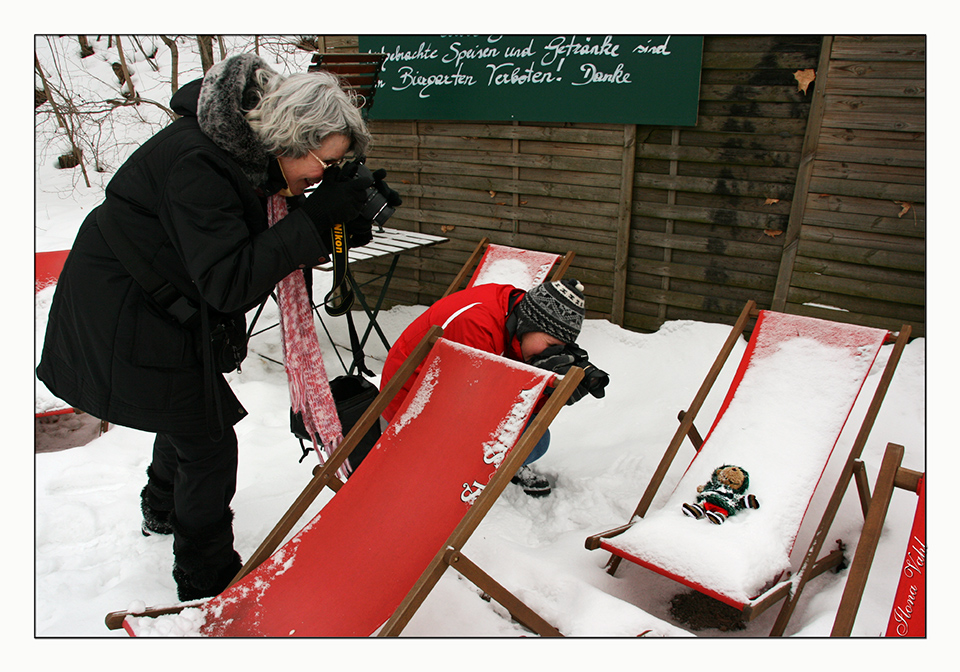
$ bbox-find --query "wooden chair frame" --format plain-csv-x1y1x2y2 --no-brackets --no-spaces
830,442,923,636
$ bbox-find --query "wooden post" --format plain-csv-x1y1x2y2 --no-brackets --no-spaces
611,124,637,326
657,128,680,325
771,35,833,312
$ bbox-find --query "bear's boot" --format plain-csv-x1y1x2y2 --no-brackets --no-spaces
171,510,243,602
140,465,174,536
705,509,727,525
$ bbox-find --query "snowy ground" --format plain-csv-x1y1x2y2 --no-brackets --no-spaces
32,269,928,642
25,32,939,666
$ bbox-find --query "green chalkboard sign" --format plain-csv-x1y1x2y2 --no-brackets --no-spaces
358,35,702,125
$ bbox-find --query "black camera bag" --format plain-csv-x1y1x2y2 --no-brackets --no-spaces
290,373,381,471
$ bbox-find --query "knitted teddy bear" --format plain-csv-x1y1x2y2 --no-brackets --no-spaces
682,465,759,525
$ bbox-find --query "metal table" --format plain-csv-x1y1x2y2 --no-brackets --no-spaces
315,227,448,357
249,227,448,374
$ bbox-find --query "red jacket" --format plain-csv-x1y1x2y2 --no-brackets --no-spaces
380,284,524,422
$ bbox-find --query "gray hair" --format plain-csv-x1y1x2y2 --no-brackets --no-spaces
245,70,372,158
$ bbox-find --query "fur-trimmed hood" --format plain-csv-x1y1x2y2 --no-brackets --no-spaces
197,53,277,188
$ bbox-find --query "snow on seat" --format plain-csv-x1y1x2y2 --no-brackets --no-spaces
467,243,561,291
126,337,557,637
598,310,890,608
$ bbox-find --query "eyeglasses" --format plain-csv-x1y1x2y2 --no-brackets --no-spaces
308,150,343,170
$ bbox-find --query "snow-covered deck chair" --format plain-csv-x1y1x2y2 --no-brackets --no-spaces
585,301,911,634
106,326,583,636
441,237,575,298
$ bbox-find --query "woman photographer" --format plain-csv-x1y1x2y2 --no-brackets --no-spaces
37,53,396,600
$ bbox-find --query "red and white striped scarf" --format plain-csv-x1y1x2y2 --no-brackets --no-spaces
268,194,345,473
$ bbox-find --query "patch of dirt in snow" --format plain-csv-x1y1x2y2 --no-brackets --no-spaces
35,412,108,453
668,590,746,632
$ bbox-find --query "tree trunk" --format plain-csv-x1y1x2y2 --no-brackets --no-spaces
114,36,137,101
160,35,179,96
36,52,91,187
77,35,94,58
198,36,214,74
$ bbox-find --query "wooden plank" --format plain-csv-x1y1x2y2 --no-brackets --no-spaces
799,224,926,255
799,208,924,238
821,110,925,134
813,159,924,185
630,257,778,292
790,270,924,305
808,175,924,202
830,36,926,62
633,172,796,200
822,79,925,98
795,248,925,277
827,60,925,80
632,200,789,230
417,121,625,145
803,193,925,220
785,289,925,325
815,143,925,168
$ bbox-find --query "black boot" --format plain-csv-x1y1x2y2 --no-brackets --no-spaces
141,465,174,536
171,510,243,602
510,465,551,497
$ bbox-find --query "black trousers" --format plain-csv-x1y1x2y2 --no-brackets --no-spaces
149,428,238,537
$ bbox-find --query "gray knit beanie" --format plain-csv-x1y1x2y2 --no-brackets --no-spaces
514,279,586,344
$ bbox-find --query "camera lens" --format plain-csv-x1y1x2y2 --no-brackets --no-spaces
360,187,395,229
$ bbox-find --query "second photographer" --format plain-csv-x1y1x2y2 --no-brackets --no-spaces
379,278,609,497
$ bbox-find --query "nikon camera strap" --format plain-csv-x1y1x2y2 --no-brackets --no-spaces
322,221,354,317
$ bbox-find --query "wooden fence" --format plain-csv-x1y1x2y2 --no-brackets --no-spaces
324,35,924,336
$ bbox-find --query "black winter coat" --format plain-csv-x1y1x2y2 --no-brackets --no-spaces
37,80,331,434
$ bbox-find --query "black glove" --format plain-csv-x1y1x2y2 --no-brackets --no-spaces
371,168,403,207
344,215,373,249
528,344,609,406
527,343,584,375
299,166,374,231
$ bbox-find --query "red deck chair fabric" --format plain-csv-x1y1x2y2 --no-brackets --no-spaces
36,250,73,417
597,310,889,608
35,250,71,293
126,338,555,637
466,243,561,291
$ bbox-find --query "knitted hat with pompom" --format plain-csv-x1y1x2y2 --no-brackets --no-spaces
514,279,586,344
